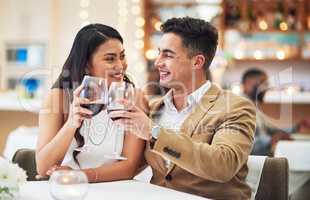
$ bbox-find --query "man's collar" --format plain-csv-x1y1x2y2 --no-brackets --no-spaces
162,81,212,109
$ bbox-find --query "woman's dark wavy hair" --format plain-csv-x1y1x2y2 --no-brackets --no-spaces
52,23,132,166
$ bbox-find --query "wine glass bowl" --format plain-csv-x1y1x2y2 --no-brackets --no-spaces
107,81,135,120
49,170,89,200
80,75,108,116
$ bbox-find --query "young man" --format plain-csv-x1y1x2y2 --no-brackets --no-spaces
110,17,256,199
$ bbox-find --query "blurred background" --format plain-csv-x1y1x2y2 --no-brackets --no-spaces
1,0,310,198
0,0,310,179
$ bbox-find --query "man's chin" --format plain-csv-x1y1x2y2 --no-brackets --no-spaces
159,80,171,88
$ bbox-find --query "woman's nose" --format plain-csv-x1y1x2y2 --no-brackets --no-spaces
114,59,124,70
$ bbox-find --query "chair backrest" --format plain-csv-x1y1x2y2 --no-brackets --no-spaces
12,148,38,181
255,157,289,200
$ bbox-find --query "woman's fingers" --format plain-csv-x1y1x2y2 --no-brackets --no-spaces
73,106,93,116
46,165,58,175
74,97,90,106
73,84,84,98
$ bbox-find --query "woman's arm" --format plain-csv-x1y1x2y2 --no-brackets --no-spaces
36,89,73,175
36,86,92,175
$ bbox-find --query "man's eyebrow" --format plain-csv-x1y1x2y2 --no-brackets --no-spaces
104,53,117,56
158,48,176,55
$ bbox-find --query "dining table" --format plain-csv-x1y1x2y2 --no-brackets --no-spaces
19,180,209,200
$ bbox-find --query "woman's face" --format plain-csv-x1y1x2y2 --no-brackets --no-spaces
88,39,127,86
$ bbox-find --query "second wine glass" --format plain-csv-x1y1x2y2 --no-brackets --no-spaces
105,81,135,160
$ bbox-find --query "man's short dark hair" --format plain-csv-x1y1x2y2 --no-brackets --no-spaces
242,68,267,84
161,17,218,72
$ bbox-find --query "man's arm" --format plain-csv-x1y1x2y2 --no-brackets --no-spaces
152,100,256,183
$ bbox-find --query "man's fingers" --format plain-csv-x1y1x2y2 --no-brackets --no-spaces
108,110,133,119
117,99,140,112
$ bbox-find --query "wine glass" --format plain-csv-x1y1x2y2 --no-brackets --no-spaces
75,75,108,152
105,81,135,160
49,170,88,200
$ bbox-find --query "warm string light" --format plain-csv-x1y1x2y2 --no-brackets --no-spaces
131,0,145,75
132,0,144,51
254,50,263,60
234,50,244,59
258,20,268,31
118,0,128,36
279,22,288,31
79,0,90,28
276,50,286,60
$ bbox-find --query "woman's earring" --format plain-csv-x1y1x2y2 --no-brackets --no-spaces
85,68,90,75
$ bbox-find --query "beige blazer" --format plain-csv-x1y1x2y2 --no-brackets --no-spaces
144,83,256,200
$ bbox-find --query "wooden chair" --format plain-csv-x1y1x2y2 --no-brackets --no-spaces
255,157,289,200
12,148,38,181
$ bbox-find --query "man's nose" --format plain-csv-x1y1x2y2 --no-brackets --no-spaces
154,56,163,70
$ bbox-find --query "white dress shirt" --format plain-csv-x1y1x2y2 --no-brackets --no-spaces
154,81,211,167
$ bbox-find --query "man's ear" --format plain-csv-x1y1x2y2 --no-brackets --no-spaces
192,54,206,70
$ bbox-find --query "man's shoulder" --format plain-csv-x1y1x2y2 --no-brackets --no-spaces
216,89,256,111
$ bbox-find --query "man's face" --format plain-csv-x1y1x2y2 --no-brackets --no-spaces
154,33,195,90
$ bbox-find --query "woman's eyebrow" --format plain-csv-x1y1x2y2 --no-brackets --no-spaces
104,53,117,56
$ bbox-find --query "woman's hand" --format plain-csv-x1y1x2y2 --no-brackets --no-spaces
46,165,73,176
66,85,93,128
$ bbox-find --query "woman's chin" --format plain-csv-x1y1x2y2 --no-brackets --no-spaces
108,76,123,84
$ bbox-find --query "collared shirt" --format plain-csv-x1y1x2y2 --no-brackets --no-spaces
154,81,211,168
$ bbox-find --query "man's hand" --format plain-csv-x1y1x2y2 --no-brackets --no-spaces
108,99,153,141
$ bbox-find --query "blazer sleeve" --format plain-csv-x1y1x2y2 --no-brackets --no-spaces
151,99,256,183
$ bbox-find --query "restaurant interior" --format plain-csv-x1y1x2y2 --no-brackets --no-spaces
0,0,310,199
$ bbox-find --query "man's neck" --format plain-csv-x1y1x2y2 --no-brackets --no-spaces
171,79,207,111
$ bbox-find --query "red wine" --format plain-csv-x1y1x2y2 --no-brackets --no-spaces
107,108,125,121
82,103,107,116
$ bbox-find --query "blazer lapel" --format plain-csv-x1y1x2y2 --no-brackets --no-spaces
166,83,221,175
149,97,165,119
181,83,221,137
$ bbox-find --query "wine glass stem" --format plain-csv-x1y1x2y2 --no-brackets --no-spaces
85,119,91,146
113,130,118,155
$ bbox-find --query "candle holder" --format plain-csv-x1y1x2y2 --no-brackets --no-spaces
49,170,88,200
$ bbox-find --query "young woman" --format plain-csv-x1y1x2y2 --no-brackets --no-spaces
36,24,146,182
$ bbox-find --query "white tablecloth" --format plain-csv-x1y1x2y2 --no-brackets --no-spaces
4,127,265,199
274,140,310,195
3,126,39,160
20,180,209,200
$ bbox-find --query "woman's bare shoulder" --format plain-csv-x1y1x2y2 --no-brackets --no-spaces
40,88,70,115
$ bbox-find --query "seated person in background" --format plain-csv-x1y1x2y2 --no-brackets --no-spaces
36,24,146,182
110,17,256,200
242,68,309,155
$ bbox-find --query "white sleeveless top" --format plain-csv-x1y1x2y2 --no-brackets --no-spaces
61,110,124,169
